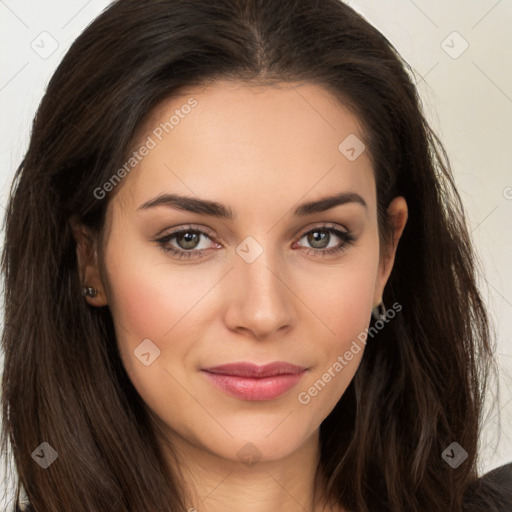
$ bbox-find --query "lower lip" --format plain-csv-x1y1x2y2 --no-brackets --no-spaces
201,370,306,401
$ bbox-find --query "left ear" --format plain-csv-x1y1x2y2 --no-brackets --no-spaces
69,214,109,307
373,196,408,307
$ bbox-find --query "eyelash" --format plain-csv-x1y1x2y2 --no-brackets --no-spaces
155,223,356,260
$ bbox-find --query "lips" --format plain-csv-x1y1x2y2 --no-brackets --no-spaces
202,361,307,378
201,361,307,401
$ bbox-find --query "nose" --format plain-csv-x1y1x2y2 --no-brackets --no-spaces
223,244,296,339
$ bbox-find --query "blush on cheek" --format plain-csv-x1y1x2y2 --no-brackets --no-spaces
108,261,208,371
112,277,168,343
319,282,374,343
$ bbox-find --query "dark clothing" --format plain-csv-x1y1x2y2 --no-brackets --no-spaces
462,462,512,511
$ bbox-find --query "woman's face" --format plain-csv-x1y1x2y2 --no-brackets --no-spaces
87,80,406,465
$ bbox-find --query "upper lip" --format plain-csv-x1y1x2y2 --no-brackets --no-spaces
202,361,307,378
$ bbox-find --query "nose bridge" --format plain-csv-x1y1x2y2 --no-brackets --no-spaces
224,234,294,336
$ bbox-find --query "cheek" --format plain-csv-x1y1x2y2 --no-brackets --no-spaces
297,251,379,409
311,257,378,342
105,230,212,343
103,233,235,420
107,259,171,350
103,237,200,392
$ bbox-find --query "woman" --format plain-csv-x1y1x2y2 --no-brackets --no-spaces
2,0,511,511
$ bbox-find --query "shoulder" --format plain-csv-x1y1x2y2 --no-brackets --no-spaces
464,461,512,511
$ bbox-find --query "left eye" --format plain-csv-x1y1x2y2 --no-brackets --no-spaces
156,227,217,259
297,227,347,250
293,225,356,257
155,224,356,260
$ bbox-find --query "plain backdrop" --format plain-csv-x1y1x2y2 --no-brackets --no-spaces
0,0,511,510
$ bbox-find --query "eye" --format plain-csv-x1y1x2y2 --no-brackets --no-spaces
294,224,356,257
155,225,218,260
155,223,356,260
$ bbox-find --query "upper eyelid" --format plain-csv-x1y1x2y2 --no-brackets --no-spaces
161,222,349,240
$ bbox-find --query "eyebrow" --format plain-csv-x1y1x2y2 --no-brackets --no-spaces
137,191,367,219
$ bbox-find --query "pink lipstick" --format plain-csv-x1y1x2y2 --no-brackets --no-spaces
201,361,307,401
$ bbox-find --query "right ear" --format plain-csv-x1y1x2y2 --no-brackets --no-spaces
69,215,108,306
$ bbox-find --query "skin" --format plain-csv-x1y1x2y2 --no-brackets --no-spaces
71,80,408,512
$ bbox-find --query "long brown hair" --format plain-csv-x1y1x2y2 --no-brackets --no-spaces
1,0,504,510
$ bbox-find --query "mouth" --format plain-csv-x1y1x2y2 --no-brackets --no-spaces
201,361,308,401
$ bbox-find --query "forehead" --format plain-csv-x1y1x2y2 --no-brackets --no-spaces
111,80,375,217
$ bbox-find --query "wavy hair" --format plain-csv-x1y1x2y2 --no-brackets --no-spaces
1,0,503,510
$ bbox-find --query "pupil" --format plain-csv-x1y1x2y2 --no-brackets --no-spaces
178,232,199,249
308,230,328,249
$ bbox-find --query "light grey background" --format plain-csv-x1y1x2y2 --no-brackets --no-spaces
0,0,511,509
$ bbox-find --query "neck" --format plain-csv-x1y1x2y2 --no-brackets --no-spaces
156,424,337,512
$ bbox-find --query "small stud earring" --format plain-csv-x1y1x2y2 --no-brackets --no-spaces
372,302,386,321
81,286,98,298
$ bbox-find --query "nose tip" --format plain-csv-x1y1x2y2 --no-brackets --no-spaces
223,249,295,339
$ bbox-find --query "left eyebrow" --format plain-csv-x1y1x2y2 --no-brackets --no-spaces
293,192,367,216
136,191,367,218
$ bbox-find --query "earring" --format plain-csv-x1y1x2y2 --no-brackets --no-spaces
372,302,386,321
82,286,98,298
